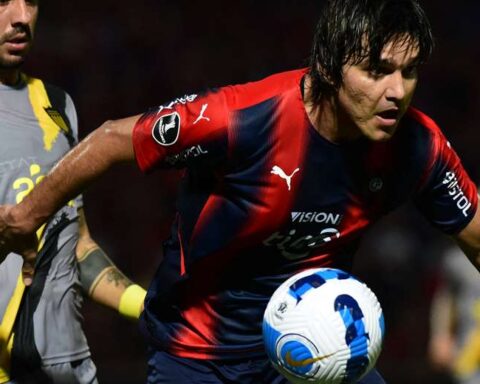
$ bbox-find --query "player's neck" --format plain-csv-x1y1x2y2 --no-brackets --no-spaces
303,75,361,143
0,68,21,86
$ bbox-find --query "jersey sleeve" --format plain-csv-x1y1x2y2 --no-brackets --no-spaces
413,113,477,235
132,90,230,172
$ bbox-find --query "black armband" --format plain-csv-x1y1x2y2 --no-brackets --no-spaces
78,248,114,294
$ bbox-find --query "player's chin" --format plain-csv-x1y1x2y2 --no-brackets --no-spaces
1,58,24,70
367,123,398,142
0,53,27,69
374,130,396,142
361,129,394,142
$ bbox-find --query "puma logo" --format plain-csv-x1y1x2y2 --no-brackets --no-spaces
271,165,300,191
193,104,210,125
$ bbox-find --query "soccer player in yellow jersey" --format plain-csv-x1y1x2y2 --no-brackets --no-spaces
0,1,146,382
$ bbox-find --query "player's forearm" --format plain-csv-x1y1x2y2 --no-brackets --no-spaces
89,266,145,317
79,247,146,319
429,287,454,338
9,118,137,234
454,205,480,272
81,249,132,309
76,208,146,318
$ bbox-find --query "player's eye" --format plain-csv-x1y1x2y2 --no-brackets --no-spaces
368,65,392,79
402,65,418,79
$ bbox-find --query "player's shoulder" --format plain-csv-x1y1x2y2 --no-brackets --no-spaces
21,74,78,138
222,68,307,110
400,106,449,152
393,107,451,168
22,74,73,104
404,106,444,137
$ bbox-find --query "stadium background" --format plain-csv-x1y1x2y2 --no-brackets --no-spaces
24,1,479,383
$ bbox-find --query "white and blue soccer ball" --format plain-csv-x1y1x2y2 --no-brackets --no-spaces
263,268,385,384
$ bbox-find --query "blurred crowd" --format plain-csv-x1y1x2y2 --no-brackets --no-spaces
23,1,480,383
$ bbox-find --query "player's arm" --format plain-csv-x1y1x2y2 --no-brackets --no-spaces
454,203,480,271
76,208,146,319
428,278,456,370
0,115,140,283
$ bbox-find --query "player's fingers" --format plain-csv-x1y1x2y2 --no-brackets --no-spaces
22,250,36,286
22,261,34,286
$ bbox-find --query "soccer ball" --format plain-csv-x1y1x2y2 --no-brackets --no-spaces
263,268,384,384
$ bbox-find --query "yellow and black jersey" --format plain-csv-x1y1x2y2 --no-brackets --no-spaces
0,75,88,382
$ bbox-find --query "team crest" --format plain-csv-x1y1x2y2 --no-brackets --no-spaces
152,112,181,146
44,107,71,135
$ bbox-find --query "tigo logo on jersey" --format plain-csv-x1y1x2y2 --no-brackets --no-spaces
263,227,341,260
152,112,181,146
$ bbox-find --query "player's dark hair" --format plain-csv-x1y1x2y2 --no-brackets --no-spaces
308,0,434,102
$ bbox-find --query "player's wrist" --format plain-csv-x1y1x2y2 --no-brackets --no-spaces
9,202,42,234
118,284,146,320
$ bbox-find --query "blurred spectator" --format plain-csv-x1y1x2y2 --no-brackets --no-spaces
429,245,480,384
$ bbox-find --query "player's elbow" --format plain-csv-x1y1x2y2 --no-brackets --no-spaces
94,118,136,163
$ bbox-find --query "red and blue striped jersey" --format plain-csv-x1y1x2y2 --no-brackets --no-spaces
132,69,477,360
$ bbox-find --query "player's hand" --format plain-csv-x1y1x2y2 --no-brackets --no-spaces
0,204,38,286
428,335,455,371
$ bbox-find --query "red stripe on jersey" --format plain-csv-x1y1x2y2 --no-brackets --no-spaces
177,214,186,276
132,112,165,172
132,92,229,173
233,83,310,242
224,69,307,111
407,107,440,190
168,297,220,359
133,70,307,173
171,196,225,355
170,72,310,357
337,198,371,243
176,95,229,149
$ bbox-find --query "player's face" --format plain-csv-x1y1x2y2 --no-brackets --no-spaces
0,0,38,70
337,37,420,142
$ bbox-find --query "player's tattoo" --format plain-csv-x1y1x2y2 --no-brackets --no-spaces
79,247,132,293
105,267,132,288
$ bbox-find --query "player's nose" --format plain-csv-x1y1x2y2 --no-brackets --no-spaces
385,71,406,101
9,0,34,27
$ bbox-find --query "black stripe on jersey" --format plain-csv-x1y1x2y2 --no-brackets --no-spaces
44,83,76,148
10,216,72,383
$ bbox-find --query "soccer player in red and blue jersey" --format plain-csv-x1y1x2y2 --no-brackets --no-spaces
0,0,479,383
